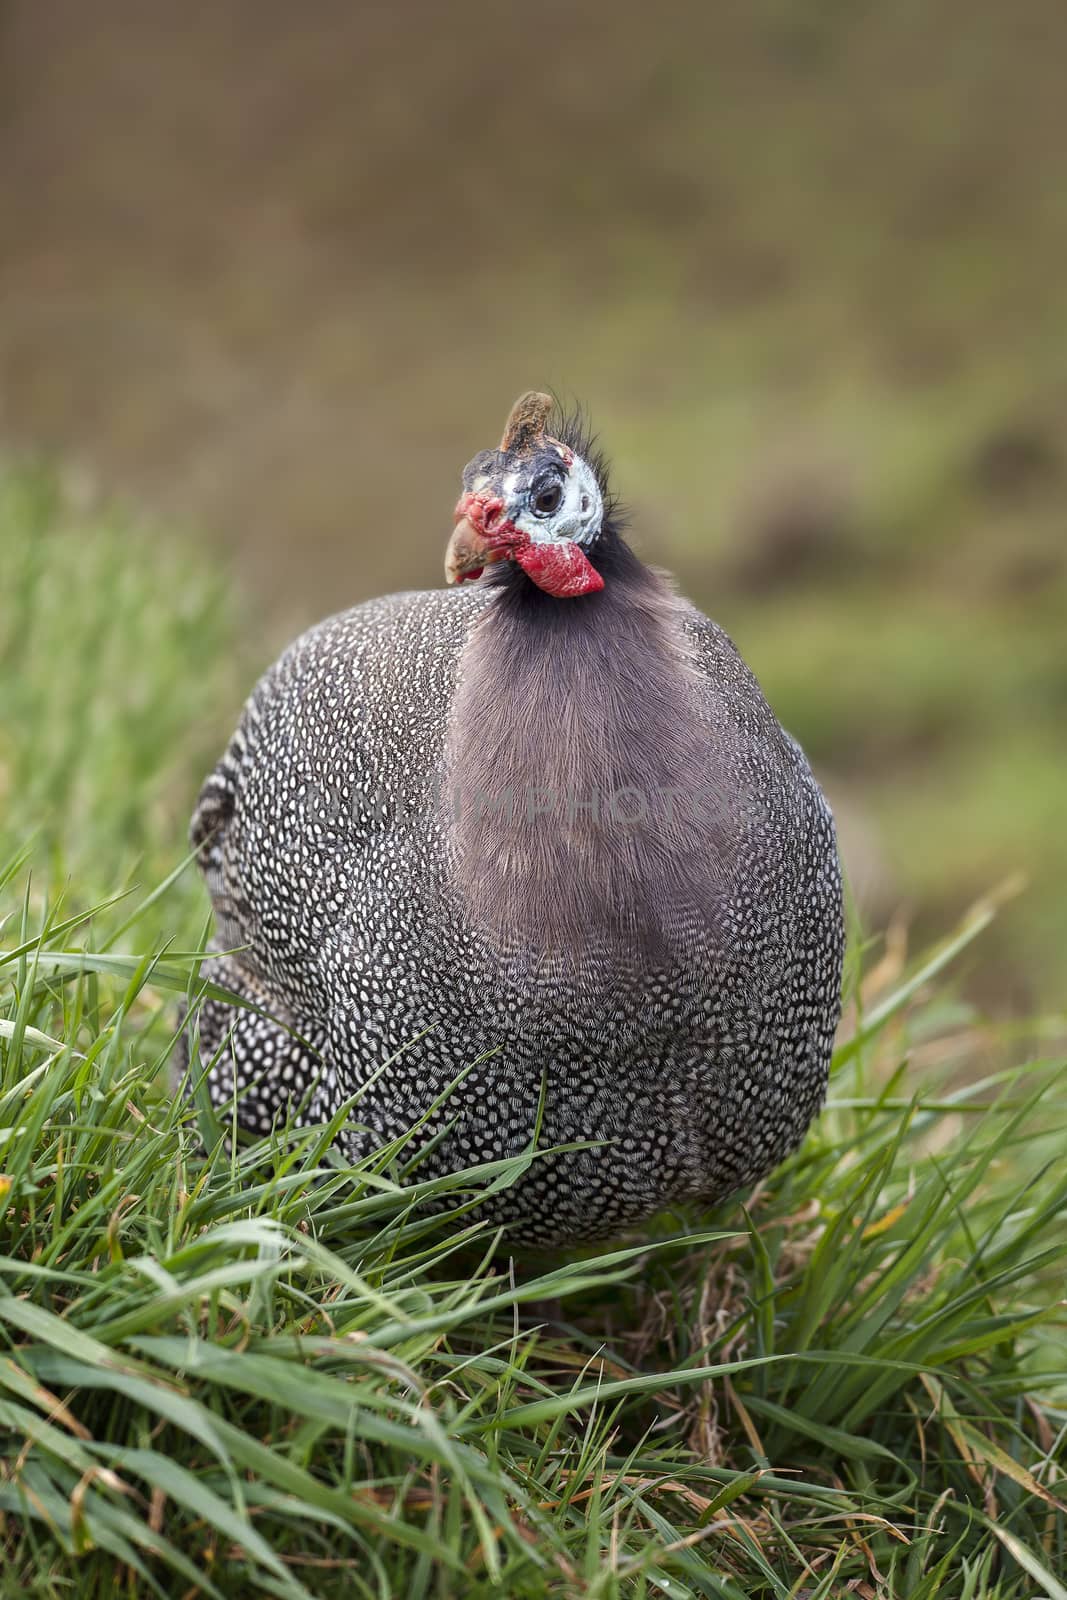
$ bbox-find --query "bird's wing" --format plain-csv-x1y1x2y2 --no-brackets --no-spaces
190,696,263,951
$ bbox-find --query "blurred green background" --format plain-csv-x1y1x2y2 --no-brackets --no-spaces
1,0,1064,1007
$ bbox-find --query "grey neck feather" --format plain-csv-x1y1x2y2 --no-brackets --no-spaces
442,551,740,973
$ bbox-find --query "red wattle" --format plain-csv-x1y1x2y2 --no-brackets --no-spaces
516,541,604,598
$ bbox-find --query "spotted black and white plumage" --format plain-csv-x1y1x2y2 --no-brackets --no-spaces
183,397,844,1244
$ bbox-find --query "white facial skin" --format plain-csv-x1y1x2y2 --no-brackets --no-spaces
469,446,605,548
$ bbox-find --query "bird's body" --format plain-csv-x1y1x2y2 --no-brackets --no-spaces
187,397,843,1243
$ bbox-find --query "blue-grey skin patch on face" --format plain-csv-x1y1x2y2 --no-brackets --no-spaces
462,444,605,548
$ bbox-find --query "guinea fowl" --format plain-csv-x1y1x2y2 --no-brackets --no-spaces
186,393,844,1243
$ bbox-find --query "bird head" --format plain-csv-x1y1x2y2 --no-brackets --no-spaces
445,392,607,598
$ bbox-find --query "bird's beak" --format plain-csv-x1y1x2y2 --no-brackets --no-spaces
445,517,488,585
445,495,508,586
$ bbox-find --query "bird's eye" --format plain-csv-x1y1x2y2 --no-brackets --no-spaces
532,480,563,517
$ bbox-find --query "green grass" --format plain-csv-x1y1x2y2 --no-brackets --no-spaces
1,472,1065,1597
0,466,242,930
